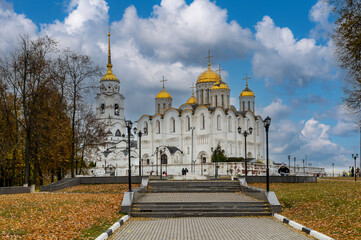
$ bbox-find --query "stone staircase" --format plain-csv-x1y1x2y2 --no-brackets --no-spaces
130,180,272,217
147,180,241,192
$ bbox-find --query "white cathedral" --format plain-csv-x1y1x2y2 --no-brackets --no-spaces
93,32,266,177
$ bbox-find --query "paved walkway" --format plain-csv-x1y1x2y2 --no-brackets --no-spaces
136,192,260,203
109,217,312,240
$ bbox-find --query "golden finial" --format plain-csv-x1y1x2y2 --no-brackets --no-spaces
243,73,251,87
160,76,167,89
216,64,224,79
205,49,213,68
107,25,112,69
190,83,196,96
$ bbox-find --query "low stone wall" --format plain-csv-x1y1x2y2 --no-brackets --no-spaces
79,176,142,185
245,176,317,183
40,176,143,192
0,186,31,195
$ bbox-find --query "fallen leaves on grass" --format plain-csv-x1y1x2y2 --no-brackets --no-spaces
0,184,139,239
250,181,361,240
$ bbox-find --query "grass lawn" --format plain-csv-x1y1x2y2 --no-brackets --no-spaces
0,184,139,239
250,180,361,240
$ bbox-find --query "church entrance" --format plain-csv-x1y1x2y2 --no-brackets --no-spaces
161,154,168,175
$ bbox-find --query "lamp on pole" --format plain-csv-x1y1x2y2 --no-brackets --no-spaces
133,127,147,177
332,163,335,177
302,159,305,173
238,126,253,176
102,148,112,174
263,116,271,192
125,120,133,192
288,155,291,169
211,147,218,179
156,147,159,176
352,154,358,182
191,127,195,172
294,157,296,174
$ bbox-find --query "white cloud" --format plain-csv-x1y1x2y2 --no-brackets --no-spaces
309,0,334,39
0,1,37,55
259,98,291,121
252,15,333,87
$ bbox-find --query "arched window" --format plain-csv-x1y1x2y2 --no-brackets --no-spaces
215,96,218,106
228,118,232,132
201,90,204,104
201,114,205,129
170,117,175,132
156,120,160,134
187,116,190,131
163,103,166,111
115,129,121,136
221,95,224,108
147,159,150,165
161,154,168,164
217,115,221,130
207,90,210,104
158,104,160,113
101,104,105,114
242,102,245,111
248,101,250,110
144,122,148,135
257,121,260,136
114,104,119,116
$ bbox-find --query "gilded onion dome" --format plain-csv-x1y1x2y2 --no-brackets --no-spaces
240,86,255,97
197,65,220,84
186,87,197,104
156,88,172,99
211,79,230,90
156,76,172,99
101,31,119,82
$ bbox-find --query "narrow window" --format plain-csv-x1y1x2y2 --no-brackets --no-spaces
187,116,190,131
215,96,218,106
242,102,245,111
114,104,119,116
101,104,105,114
115,129,121,136
222,95,224,108
248,101,250,110
217,115,221,130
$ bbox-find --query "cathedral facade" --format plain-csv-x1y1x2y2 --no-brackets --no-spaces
93,32,265,177
137,60,266,176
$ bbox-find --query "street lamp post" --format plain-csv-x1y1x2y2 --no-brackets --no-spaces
263,116,271,192
125,120,133,192
211,147,218,179
288,155,291,169
191,127,195,173
302,159,305,173
156,147,159,176
238,126,253,176
133,127,147,177
102,148,112,175
332,163,335,177
160,148,163,180
294,157,296,174
352,154,359,182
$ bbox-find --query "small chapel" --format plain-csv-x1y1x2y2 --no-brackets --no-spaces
92,31,265,177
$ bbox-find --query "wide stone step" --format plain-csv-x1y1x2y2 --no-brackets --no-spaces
132,207,269,212
130,212,272,218
133,201,268,206
147,189,240,193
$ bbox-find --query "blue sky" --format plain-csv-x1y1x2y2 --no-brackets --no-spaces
1,0,359,173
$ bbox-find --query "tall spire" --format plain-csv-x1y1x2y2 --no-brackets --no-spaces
100,27,119,82
107,26,112,70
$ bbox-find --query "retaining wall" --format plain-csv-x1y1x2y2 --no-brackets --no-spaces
245,176,317,183
0,186,31,195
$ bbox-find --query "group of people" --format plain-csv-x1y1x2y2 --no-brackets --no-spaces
278,165,290,176
181,168,189,176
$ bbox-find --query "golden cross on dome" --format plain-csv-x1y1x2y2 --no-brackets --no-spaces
189,83,196,94
216,64,224,78
242,73,251,87
205,49,213,67
107,25,112,67
160,76,167,89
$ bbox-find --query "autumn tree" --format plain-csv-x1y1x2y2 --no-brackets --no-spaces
59,49,101,178
332,0,361,123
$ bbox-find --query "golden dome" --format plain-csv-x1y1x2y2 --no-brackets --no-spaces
211,80,229,90
240,87,255,97
197,65,220,84
101,31,119,82
186,92,197,104
156,88,172,99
